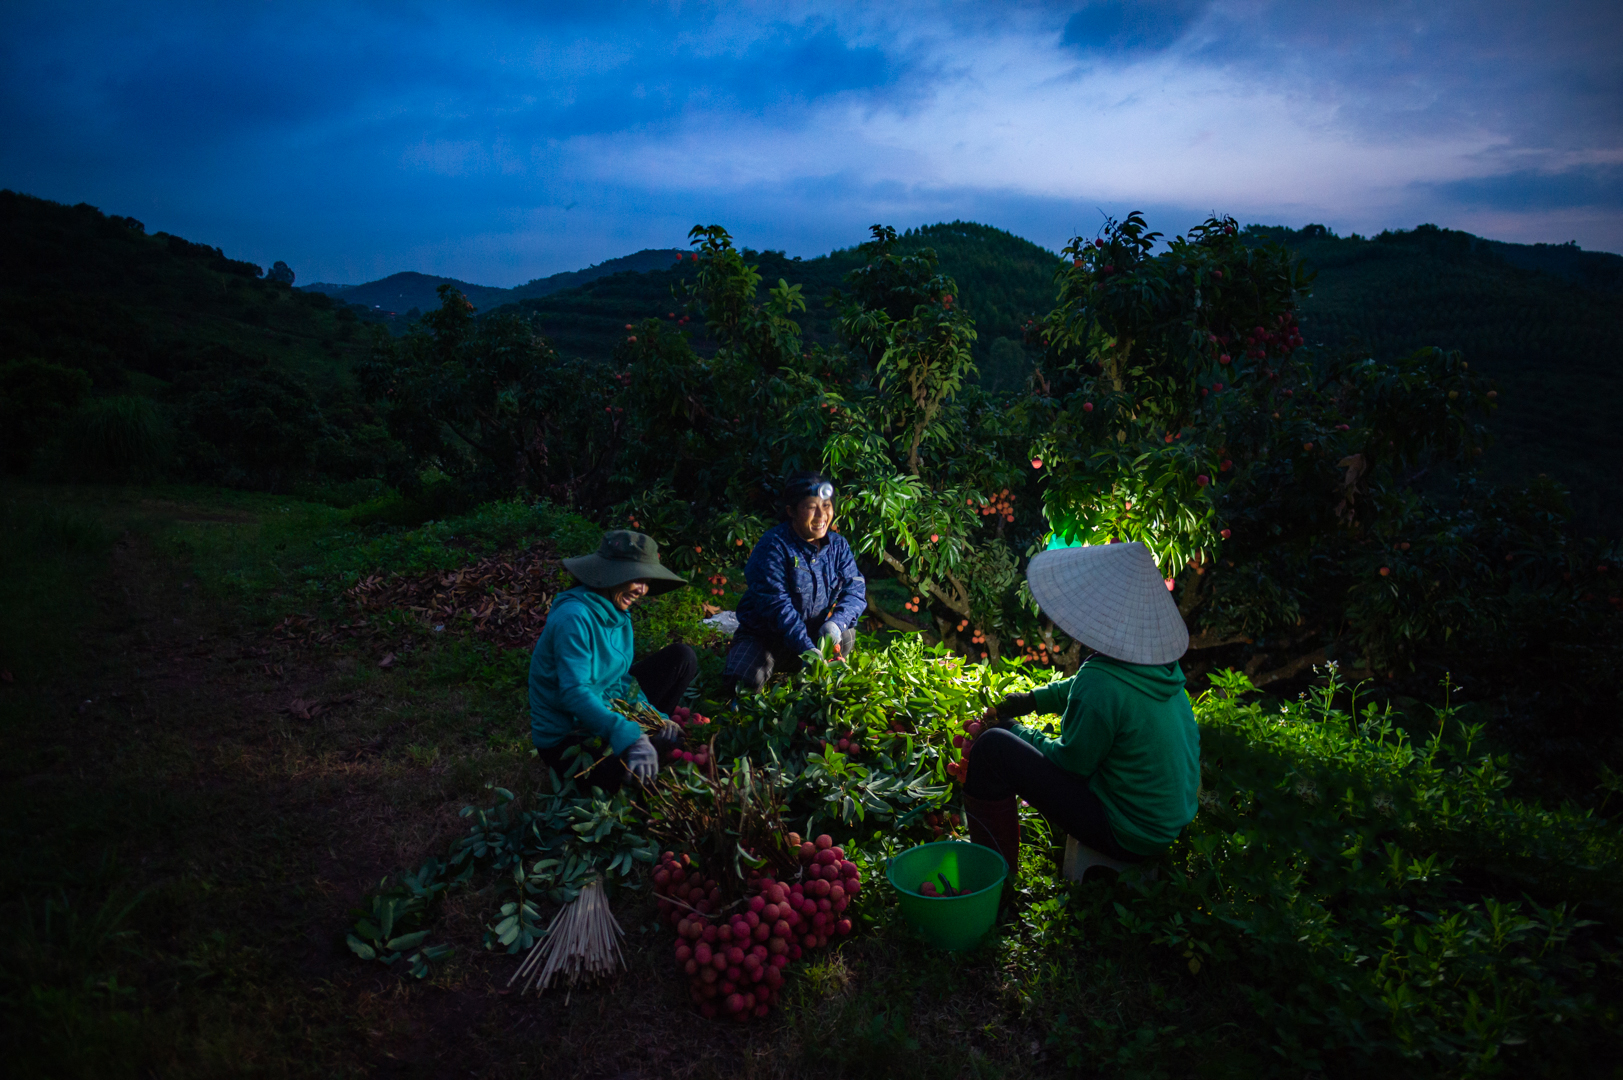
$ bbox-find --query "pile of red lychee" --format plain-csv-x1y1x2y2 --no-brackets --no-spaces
653,832,861,1020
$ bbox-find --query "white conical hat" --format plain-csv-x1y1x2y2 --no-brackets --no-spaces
1026,541,1189,665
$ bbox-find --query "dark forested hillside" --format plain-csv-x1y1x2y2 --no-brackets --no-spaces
0,190,377,388
490,220,1061,389
301,271,516,316
893,221,1062,389
7,187,1620,532
0,190,397,492
1246,222,1623,532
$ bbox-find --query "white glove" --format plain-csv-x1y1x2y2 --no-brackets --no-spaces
658,718,682,742
624,736,658,784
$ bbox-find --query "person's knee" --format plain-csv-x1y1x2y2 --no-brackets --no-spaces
969,726,1023,762
734,665,769,694
964,727,1023,798
672,642,699,679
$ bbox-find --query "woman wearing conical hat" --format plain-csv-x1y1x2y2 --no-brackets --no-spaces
962,541,1200,872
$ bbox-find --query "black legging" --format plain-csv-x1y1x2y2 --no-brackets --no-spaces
964,727,1145,864
537,643,698,796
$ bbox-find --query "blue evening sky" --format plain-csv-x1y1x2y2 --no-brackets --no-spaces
3,1,1619,285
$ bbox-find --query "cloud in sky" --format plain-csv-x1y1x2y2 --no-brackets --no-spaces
1,0,1618,285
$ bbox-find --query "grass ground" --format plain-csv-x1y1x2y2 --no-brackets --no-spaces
2,482,1613,1080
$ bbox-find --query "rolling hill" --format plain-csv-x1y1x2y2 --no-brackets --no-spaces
5,187,1620,532
301,249,689,315
1246,223,1623,533
0,190,396,491
487,221,1062,391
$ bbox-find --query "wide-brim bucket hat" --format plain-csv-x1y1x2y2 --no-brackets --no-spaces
1025,541,1189,665
562,530,688,596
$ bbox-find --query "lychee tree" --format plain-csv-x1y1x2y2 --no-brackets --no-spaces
820,226,1055,661
606,225,841,573
1032,212,1506,680
357,283,624,507
605,224,1054,660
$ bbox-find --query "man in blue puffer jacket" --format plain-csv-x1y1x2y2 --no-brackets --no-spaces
724,471,867,694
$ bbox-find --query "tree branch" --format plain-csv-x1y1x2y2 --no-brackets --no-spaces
1187,629,1253,650
935,572,972,618
878,549,909,576
443,418,493,456
865,594,927,636
1251,648,1327,688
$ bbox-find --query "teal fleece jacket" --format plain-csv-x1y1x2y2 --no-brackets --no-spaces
528,587,659,754
1014,655,1200,855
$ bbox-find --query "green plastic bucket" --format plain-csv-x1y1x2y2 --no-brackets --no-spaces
885,841,1007,951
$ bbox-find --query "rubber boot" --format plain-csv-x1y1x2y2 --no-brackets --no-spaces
963,793,1021,873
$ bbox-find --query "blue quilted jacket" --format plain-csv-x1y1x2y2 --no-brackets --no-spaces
735,522,866,655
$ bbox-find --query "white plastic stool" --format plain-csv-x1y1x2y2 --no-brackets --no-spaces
1062,835,1156,883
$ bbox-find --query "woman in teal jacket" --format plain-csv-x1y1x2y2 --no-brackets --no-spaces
529,530,694,794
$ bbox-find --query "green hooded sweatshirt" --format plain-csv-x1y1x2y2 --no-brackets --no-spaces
528,587,659,755
1015,655,1200,855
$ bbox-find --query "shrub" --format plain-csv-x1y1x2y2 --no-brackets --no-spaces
0,358,92,474
51,395,168,483
1028,665,1623,1074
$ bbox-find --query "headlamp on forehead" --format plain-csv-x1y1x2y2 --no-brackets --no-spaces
783,473,837,507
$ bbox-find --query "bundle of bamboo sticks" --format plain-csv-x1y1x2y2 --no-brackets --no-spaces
508,877,625,994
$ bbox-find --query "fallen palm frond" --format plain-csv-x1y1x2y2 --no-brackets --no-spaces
507,876,624,994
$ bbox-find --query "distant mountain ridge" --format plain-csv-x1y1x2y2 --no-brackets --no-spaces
302,248,687,313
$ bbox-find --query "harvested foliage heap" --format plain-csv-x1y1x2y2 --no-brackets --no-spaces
346,543,564,649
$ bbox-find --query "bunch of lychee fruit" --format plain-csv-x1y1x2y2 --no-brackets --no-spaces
796,721,866,761
667,706,712,767
653,832,861,1020
921,809,961,838
943,718,984,783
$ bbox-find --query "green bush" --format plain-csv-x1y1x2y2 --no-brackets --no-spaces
0,358,92,474
50,395,168,483
1027,666,1622,1074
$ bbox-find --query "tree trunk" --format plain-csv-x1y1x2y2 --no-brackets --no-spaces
1175,570,1209,620
1037,619,1086,675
